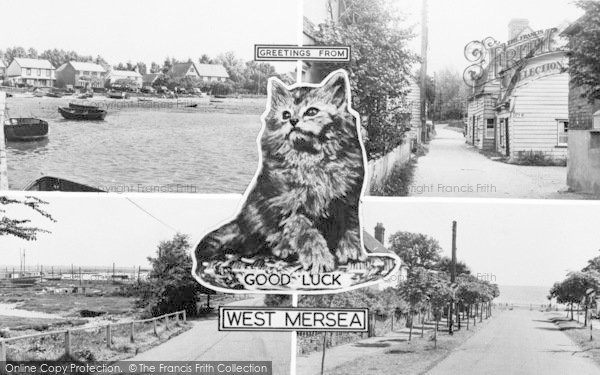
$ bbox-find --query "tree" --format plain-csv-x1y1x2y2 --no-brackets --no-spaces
135,233,214,317
435,256,471,276
312,0,418,159
549,271,600,325
242,61,277,94
565,0,600,102
4,46,27,62
1,196,55,241
431,68,468,121
150,62,162,74
388,231,442,274
582,251,600,273
199,54,213,64
215,51,245,84
136,62,147,75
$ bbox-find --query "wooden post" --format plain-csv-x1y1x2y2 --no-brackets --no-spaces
182,310,187,323
130,322,135,343
65,331,72,357
0,339,7,363
175,312,180,327
106,325,112,348
0,92,8,190
165,315,170,331
153,319,158,337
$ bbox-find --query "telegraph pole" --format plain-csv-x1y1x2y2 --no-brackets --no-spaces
0,91,8,190
420,0,429,143
449,221,457,335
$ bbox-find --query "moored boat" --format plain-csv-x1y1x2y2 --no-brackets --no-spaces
69,102,100,110
58,106,107,120
25,176,104,192
3,118,49,141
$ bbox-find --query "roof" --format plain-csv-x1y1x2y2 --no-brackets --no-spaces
12,58,54,69
363,231,392,254
195,63,228,78
68,61,106,73
170,62,196,77
143,73,162,84
109,69,142,78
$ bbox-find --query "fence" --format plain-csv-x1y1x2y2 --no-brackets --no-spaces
365,138,414,194
0,310,186,362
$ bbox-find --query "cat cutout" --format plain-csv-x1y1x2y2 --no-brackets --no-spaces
192,69,400,294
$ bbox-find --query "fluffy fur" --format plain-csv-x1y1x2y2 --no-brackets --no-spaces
195,71,366,274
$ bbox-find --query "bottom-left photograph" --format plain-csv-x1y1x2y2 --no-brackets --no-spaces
0,193,290,374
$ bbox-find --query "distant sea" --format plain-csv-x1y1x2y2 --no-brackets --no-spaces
496,285,556,307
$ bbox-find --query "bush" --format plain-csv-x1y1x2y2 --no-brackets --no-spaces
513,151,566,166
370,160,417,197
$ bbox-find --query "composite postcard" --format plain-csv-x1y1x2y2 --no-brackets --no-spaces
2,1,600,375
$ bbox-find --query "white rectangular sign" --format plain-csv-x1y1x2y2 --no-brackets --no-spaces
254,45,351,62
218,307,368,332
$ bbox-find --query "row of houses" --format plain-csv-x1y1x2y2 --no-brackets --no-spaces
0,58,229,89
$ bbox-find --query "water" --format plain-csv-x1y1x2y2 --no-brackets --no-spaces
5,96,263,193
496,285,555,307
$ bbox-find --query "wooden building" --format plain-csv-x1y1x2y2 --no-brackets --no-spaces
169,62,229,82
466,20,570,162
5,58,56,87
55,61,107,89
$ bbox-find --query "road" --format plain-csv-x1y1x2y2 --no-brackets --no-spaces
409,126,584,199
426,309,600,375
129,297,291,374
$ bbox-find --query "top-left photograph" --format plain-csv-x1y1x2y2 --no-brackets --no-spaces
0,0,298,194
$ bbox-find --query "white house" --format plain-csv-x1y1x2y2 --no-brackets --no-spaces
169,62,229,82
106,69,143,88
0,60,6,78
5,58,56,87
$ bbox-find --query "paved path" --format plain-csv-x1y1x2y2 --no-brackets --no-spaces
426,309,600,375
409,126,586,199
129,297,291,374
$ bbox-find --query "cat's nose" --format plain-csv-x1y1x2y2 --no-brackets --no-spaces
289,118,299,127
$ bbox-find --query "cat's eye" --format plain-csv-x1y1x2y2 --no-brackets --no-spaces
304,107,320,117
282,111,291,120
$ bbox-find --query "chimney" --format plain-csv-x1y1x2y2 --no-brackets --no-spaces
508,18,530,41
374,223,385,244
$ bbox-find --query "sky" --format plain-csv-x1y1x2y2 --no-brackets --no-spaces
2,194,600,288
0,0,299,73
393,0,585,73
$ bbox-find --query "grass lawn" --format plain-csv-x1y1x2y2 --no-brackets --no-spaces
550,316,600,368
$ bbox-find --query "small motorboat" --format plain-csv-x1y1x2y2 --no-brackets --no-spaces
107,91,129,99
185,103,198,108
58,106,107,120
68,102,100,110
46,90,63,98
4,118,49,141
25,176,104,192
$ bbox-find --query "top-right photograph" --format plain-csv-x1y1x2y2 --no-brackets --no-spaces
303,0,600,199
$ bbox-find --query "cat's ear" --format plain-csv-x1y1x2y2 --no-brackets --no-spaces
320,71,349,108
268,77,289,104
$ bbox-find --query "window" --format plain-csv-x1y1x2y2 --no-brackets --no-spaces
485,118,495,138
37,69,41,76
46,69,51,77
26,68,31,75
557,120,568,146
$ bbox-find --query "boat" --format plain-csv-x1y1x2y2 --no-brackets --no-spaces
25,176,104,192
58,106,107,120
185,103,198,108
78,92,94,99
46,91,63,98
3,118,49,141
68,103,100,110
107,91,129,99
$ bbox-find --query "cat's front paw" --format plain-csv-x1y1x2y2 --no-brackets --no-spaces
335,229,365,264
296,229,335,274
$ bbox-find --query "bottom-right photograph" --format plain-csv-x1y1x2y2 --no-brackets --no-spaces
294,198,600,375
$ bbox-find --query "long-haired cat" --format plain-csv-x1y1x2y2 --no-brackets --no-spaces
194,70,366,278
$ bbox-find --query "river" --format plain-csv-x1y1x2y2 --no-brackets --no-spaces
4,96,263,193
